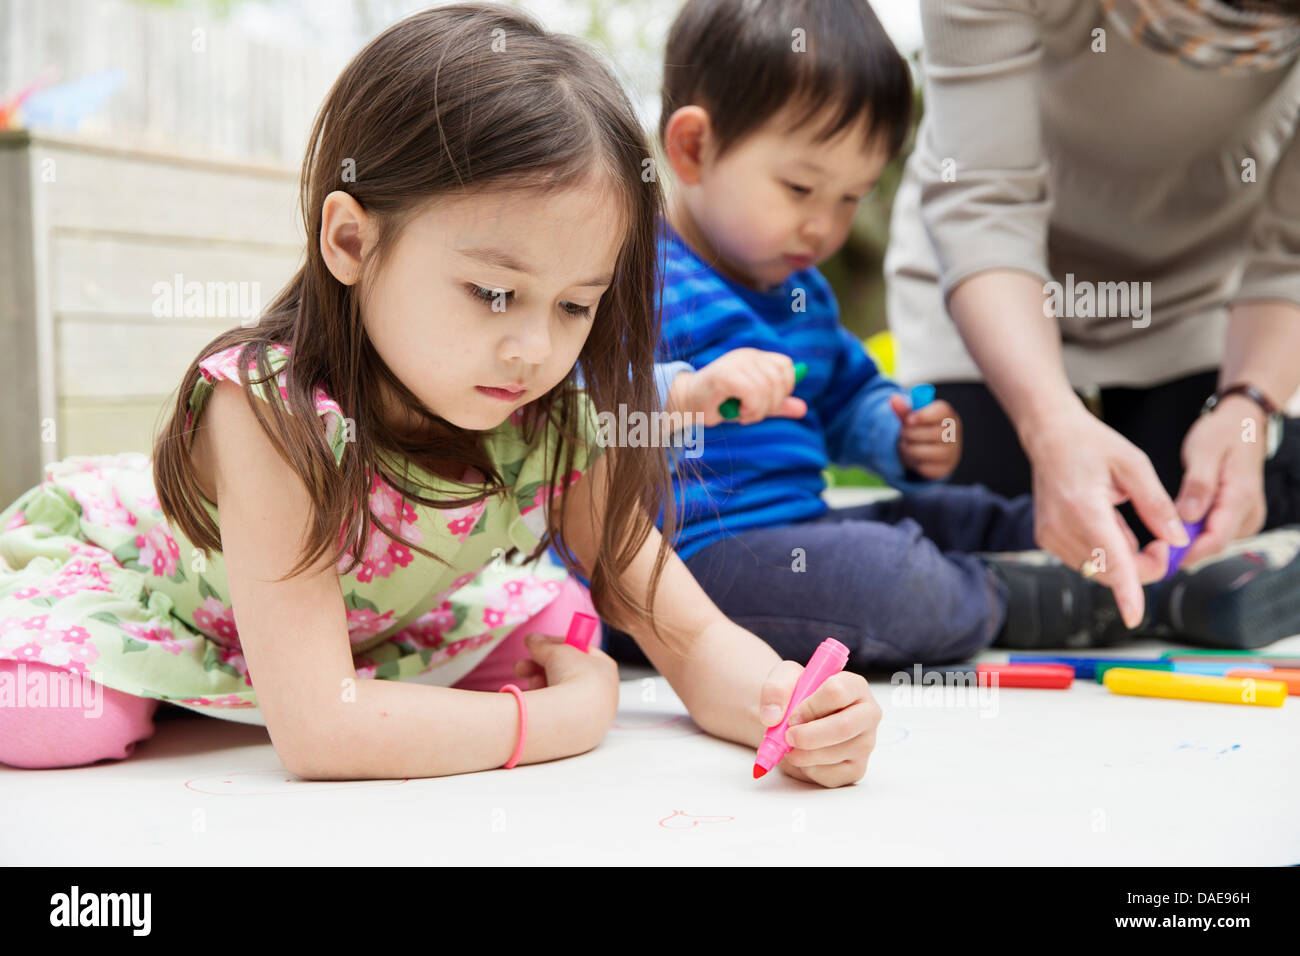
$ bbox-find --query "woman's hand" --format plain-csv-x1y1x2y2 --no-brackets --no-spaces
758,661,881,787
1174,395,1269,566
1022,404,1187,629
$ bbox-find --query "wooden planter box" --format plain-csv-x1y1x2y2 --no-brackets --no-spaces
0,130,304,503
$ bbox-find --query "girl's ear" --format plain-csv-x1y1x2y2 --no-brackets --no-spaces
663,106,713,186
320,190,375,286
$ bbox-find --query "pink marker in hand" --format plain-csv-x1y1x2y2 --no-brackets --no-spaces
753,637,851,779
564,612,599,653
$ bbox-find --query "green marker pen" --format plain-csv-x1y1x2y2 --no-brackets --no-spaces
719,361,807,421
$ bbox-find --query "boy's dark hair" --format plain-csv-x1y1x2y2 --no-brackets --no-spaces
659,0,913,160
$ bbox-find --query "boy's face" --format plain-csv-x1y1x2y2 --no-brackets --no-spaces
672,105,890,291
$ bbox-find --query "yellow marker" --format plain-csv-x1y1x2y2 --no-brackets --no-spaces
1103,668,1286,707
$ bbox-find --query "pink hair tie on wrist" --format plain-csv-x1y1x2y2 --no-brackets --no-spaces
498,683,527,769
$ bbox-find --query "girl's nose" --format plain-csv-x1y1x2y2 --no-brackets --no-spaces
500,311,552,365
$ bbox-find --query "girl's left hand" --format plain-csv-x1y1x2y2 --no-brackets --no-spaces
759,662,881,787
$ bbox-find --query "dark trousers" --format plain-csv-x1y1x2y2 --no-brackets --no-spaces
603,483,1036,670
933,370,1300,542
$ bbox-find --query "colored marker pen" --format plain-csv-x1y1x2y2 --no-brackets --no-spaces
753,637,850,779
1164,519,1204,580
564,612,599,653
720,361,807,420
909,383,935,410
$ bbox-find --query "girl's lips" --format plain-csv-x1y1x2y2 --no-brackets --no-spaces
476,385,526,401
784,254,814,269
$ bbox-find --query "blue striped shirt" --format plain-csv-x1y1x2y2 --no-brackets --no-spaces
654,219,942,560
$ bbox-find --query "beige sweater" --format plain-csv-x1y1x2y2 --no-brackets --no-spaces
884,0,1300,389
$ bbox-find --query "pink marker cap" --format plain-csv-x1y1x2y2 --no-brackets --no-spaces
564,612,599,653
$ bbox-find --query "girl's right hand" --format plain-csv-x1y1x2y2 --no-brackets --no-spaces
514,634,620,737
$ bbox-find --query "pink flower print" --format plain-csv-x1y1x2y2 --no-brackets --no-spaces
483,607,506,629
218,646,251,685
192,597,240,647
67,486,137,532
135,523,181,577
521,470,584,515
60,625,91,645
397,602,458,650
345,607,395,645
121,620,187,655
341,473,424,582
137,490,161,512
64,641,99,672
443,499,487,542
353,661,378,680
5,510,26,531
11,641,43,662
22,614,50,631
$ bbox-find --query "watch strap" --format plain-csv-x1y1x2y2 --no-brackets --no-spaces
1209,383,1278,417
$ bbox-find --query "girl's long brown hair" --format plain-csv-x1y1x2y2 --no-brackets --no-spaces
153,3,679,648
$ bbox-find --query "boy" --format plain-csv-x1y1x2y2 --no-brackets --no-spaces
601,0,1147,669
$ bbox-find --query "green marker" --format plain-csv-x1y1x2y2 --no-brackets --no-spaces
1093,661,1173,683
719,361,808,421
1160,649,1300,666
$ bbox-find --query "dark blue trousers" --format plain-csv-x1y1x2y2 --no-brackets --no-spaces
604,484,1036,669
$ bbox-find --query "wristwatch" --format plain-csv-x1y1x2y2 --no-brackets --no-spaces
1201,383,1284,459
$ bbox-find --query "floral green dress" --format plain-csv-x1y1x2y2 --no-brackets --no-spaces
0,343,601,725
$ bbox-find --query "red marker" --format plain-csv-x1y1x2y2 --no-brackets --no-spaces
564,612,599,653
753,638,850,779
920,663,1075,688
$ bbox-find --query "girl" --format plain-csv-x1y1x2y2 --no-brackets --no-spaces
0,3,878,785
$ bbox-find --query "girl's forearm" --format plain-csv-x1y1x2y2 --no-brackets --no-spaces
1222,300,1300,406
947,269,1086,444
605,529,781,746
290,676,593,780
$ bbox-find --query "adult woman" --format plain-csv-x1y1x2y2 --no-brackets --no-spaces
885,0,1300,629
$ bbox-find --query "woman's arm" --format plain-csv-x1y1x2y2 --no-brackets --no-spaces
207,379,597,779
1176,301,1300,564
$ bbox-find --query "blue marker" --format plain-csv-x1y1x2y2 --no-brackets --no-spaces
909,383,935,411
1171,660,1274,677
1007,654,1168,681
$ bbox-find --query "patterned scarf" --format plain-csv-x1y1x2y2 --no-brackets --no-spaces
1101,0,1300,72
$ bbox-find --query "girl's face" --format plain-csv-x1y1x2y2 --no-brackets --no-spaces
354,179,625,435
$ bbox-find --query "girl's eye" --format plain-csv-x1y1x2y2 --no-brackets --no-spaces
843,194,862,203
467,283,513,306
560,301,593,318
783,181,812,196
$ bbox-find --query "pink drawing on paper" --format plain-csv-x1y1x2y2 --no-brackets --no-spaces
658,810,735,830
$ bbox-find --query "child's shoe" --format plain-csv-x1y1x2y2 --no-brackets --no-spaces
978,550,1160,650
1157,525,1300,649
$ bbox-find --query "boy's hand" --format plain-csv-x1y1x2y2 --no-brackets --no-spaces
759,663,881,787
890,393,962,479
667,348,807,426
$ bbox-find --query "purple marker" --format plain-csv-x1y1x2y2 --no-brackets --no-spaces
1164,519,1204,580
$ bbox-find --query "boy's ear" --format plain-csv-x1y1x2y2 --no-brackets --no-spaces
663,106,713,186
320,190,375,286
